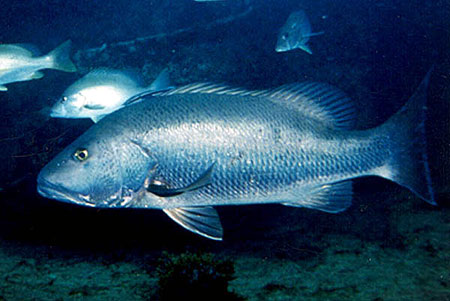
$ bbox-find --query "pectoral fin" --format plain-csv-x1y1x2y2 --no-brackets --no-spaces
282,180,353,213
163,207,223,240
305,31,325,38
299,44,313,55
147,163,215,197
84,104,106,110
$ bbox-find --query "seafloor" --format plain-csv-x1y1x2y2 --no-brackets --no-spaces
0,188,448,300
0,0,449,300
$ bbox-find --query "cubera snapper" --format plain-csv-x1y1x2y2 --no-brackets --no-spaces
37,71,435,240
0,40,76,91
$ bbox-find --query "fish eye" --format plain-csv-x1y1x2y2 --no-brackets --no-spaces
62,96,68,102
73,148,89,162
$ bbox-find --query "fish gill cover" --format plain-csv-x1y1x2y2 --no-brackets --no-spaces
0,0,449,300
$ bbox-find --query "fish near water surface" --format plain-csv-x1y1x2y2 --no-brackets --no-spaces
50,68,171,123
276,10,324,54
0,40,76,91
37,71,435,240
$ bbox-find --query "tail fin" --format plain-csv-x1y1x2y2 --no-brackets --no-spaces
379,68,435,205
46,40,77,72
147,68,171,91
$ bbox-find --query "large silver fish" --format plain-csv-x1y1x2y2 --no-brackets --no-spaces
0,40,76,91
37,71,435,240
50,68,170,123
276,10,324,54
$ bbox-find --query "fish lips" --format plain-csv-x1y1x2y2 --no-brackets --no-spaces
275,43,289,52
37,174,96,207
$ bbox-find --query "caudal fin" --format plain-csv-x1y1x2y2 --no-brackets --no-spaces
46,40,77,73
379,68,435,205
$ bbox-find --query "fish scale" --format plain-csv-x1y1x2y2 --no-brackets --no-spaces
37,73,435,240
120,93,384,207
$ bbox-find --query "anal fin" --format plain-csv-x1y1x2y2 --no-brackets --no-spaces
163,206,223,240
282,180,353,213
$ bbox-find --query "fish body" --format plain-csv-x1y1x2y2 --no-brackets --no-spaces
50,68,170,123
38,73,435,240
0,40,76,91
276,10,323,54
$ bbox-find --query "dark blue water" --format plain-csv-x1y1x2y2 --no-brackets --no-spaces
0,0,448,300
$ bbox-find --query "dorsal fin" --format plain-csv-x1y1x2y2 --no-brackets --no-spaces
262,82,356,130
152,82,356,130
153,83,260,97
14,44,41,56
0,45,34,57
82,68,142,87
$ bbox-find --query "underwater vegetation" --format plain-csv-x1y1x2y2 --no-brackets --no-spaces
156,251,243,301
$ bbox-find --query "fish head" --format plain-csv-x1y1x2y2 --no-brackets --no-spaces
275,31,293,52
38,123,157,208
50,92,89,119
37,128,125,207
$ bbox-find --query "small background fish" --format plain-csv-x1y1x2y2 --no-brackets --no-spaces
276,10,324,54
50,68,170,122
0,40,76,91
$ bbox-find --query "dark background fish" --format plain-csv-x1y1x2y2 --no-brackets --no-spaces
0,0,448,299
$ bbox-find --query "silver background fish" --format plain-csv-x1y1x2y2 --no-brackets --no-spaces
50,68,170,123
0,40,76,91
37,73,434,240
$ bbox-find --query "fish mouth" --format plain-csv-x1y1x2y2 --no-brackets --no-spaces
37,175,96,207
49,106,65,118
275,45,288,52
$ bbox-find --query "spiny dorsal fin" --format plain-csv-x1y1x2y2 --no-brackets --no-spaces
153,82,356,130
153,83,261,97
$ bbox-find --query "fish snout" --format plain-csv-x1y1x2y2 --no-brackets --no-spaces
37,168,95,206
49,101,67,118
37,171,57,199
37,169,64,200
